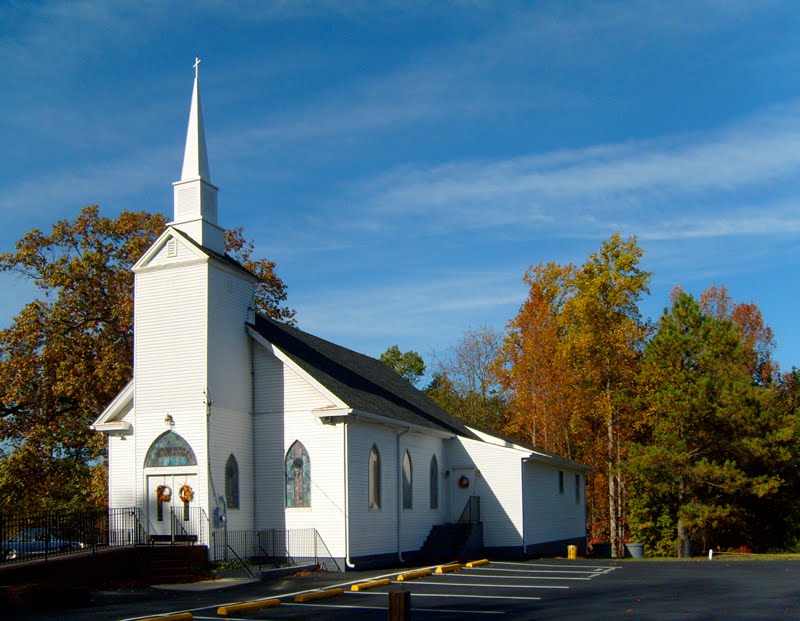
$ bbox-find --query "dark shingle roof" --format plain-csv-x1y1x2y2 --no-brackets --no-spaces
252,315,480,440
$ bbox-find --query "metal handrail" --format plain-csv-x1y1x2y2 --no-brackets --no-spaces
458,496,480,524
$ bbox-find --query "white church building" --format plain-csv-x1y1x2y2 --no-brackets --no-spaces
92,64,587,570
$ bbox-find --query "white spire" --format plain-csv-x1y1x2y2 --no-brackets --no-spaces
172,58,224,254
180,57,211,182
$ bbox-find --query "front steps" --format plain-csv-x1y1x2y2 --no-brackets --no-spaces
417,522,484,564
147,545,199,584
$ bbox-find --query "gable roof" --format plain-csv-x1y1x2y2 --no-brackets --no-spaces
251,315,481,440
132,226,256,281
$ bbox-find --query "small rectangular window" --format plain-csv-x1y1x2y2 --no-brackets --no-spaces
558,471,564,494
575,474,581,504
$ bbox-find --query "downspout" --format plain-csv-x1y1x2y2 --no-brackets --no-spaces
521,458,527,555
343,420,355,568
396,427,411,562
250,333,257,531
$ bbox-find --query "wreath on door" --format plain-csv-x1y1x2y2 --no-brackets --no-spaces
156,485,172,502
179,484,194,503
458,475,470,489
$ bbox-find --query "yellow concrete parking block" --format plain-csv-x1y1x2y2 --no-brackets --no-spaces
217,598,280,616
294,587,345,603
396,568,433,581
435,563,462,574
351,578,392,591
466,559,490,568
139,614,193,621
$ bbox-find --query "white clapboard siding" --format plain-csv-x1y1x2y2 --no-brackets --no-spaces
108,411,136,509
346,423,398,557
209,407,254,532
133,263,208,414
523,462,586,545
207,265,254,416
446,437,524,548
347,423,447,558
133,261,210,513
252,344,345,558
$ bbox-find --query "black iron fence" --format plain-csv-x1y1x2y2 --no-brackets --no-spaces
210,527,337,570
0,507,147,564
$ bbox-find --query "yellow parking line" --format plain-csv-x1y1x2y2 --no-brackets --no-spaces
351,578,393,591
216,599,280,616
294,587,345,603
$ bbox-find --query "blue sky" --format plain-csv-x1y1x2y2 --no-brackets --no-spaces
1,1,799,372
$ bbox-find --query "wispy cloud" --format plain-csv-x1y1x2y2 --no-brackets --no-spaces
295,270,524,347
336,102,800,240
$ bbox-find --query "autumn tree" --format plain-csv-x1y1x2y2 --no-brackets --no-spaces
428,326,506,431
564,233,651,557
494,263,576,458
698,284,777,385
380,345,425,385
628,292,782,555
493,234,650,554
0,206,293,513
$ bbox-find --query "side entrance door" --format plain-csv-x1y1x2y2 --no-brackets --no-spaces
450,467,477,522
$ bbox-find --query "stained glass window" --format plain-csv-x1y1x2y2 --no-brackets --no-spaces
145,431,197,467
285,441,310,508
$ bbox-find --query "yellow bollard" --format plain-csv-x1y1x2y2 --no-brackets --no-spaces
567,544,577,560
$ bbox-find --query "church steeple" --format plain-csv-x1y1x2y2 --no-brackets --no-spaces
171,58,225,254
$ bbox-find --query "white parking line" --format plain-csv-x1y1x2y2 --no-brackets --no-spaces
466,569,591,580
469,566,594,576
349,591,542,601
410,580,569,589
491,561,615,570
438,572,578,581
284,602,505,614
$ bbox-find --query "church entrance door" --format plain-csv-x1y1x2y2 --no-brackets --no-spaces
147,474,198,541
450,468,476,523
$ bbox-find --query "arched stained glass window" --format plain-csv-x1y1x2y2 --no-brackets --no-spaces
285,441,310,508
226,454,239,510
145,431,197,467
369,445,381,510
402,450,413,510
429,455,439,510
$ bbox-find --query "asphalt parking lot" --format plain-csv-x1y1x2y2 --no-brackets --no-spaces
14,558,800,620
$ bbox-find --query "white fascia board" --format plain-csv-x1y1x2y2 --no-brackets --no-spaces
465,425,589,470
523,452,591,471
467,426,532,451
247,325,348,410
349,409,456,438
92,379,133,426
132,227,210,272
91,421,133,436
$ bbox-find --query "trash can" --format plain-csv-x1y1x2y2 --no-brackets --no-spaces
624,543,644,558
567,544,577,559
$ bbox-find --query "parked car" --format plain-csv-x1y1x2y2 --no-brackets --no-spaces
1,528,85,561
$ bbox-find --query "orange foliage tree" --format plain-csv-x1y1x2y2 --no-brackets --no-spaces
0,207,293,512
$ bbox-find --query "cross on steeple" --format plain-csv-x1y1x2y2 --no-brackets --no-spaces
193,57,201,79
